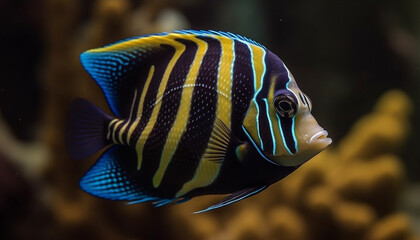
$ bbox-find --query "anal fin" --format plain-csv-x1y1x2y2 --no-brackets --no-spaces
193,185,268,214
80,145,174,205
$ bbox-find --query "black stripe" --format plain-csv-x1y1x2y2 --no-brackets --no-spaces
159,36,221,195
263,50,297,154
253,50,291,154
271,54,290,92
141,38,198,196
121,90,141,145
231,40,254,140
258,100,273,153
280,118,296,154
125,45,179,197
128,45,175,146
139,39,197,197
303,94,311,111
145,38,198,150
107,120,118,141
258,50,289,98
114,120,127,143
256,51,280,100
299,92,306,106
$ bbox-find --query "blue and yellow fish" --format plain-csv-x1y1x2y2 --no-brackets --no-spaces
66,30,332,213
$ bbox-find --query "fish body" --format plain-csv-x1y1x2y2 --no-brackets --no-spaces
66,30,332,212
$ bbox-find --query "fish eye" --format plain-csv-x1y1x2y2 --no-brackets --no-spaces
274,94,297,118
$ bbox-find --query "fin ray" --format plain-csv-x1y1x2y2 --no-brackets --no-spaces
205,118,241,163
66,98,112,160
193,186,268,214
80,49,143,117
80,145,174,205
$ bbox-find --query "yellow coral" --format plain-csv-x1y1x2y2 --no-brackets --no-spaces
337,90,412,160
366,213,414,240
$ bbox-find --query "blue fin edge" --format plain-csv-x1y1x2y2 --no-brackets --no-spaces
80,145,190,207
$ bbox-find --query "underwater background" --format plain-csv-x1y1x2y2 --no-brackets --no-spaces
0,0,419,239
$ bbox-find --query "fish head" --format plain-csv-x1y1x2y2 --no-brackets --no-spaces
242,60,332,167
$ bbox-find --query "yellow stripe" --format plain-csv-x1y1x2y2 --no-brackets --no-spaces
135,38,186,171
118,89,138,144
107,119,119,140
126,66,155,144
241,44,266,148
152,37,208,188
176,36,235,197
111,120,124,143
249,45,265,91
214,36,234,124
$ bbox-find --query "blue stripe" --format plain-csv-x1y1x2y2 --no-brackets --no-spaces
276,114,293,155
291,116,298,152
242,126,279,166
283,64,299,153
254,100,263,150
247,43,266,151
263,98,277,155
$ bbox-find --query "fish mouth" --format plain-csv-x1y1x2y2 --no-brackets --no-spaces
309,130,332,146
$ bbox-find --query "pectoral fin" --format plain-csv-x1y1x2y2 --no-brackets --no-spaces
205,118,242,163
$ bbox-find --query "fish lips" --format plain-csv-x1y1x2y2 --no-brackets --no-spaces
265,130,332,167
308,130,332,148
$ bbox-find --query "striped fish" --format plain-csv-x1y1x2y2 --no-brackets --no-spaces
66,30,332,213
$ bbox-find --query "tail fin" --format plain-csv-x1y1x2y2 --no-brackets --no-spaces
66,98,113,160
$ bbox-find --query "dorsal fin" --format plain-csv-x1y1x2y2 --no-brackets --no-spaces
80,30,266,117
80,33,176,117
173,30,266,49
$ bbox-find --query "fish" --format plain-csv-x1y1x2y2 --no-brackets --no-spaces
66,30,332,213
